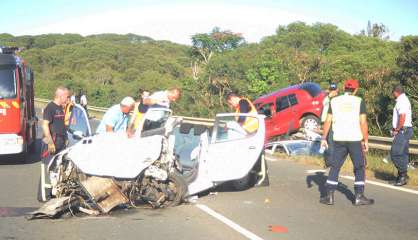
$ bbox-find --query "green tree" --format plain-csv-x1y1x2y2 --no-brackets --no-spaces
396,35,418,135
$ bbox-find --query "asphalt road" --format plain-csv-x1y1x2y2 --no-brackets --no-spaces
0,108,417,240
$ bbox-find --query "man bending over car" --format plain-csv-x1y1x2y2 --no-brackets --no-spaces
226,92,258,134
96,97,135,134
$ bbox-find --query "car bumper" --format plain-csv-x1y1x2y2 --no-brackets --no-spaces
0,134,25,154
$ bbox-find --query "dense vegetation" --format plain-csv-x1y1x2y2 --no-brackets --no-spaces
1,22,416,137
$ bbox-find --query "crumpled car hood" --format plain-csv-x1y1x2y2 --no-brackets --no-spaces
67,132,163,179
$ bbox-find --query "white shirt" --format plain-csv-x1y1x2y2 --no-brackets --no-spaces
70,95,76,104
393,93,413,129
147,91,170,108
321,96,331,123
80,95,87,106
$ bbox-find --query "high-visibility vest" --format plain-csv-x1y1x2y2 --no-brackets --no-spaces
236,98,259,133
64,102,74,127
330,93,363,141
133,111,144,130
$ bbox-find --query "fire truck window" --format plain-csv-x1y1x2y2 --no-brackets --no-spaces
0,68,17,99
17,67,23,96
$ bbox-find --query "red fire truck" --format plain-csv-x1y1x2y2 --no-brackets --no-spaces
0,47,37,159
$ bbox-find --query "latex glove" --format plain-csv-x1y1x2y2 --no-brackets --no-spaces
320,139,328,149
43,137,56,154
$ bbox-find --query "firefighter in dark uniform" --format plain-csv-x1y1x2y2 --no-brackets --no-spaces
320,79,374,206
41,87,69,163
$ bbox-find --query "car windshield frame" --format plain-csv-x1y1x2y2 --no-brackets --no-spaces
0,65,17,99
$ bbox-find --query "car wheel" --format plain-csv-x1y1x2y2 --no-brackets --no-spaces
301,115,320,131
231,173,255,191
163,171,187,207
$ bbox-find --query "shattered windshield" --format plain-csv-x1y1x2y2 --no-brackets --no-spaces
0,67,16,99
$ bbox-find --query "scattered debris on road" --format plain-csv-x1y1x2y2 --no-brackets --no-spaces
268,225,288,233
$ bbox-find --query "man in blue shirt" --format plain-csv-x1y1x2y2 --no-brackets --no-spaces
96,97,135,134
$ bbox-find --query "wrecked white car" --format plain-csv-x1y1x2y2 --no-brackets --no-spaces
32,105,268,219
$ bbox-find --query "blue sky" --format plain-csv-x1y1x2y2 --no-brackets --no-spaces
1,0,417,44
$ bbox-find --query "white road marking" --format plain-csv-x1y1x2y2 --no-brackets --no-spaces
304,167,418,196
341,175,418,195
195,204,264,240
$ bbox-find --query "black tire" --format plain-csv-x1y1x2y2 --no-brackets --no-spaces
231,173,255,191
301,115,320,131
164,172,187,207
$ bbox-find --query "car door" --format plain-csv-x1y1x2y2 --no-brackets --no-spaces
288,93,301,130
274,95,296,135
257,102,274,139
207,113,265,182
67,104,92,146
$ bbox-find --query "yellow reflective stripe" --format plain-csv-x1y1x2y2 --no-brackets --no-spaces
133,112,143,129
0,102,10,108
11,101,19,109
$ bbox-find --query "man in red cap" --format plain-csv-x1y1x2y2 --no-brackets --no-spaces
320,79,374,206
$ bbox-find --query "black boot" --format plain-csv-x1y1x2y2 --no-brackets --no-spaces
320,191,334,205
394,172,409,186
353,193,374,206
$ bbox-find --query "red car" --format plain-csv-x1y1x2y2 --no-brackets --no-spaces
254,82,325,140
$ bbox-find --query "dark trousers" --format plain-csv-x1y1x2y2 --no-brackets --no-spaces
326,141,366,194
324,130,335,167
391,127,413,174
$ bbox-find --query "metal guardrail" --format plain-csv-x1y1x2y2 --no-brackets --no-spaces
369,136,418,155
174,116,215,127
301,129,418,155
34,98,417,154
35,97,108,113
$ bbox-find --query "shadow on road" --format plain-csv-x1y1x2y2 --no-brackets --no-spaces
0,139,42,165
374,170,397,182
306,172,355,202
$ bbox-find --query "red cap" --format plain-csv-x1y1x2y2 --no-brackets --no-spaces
344,79,359,89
